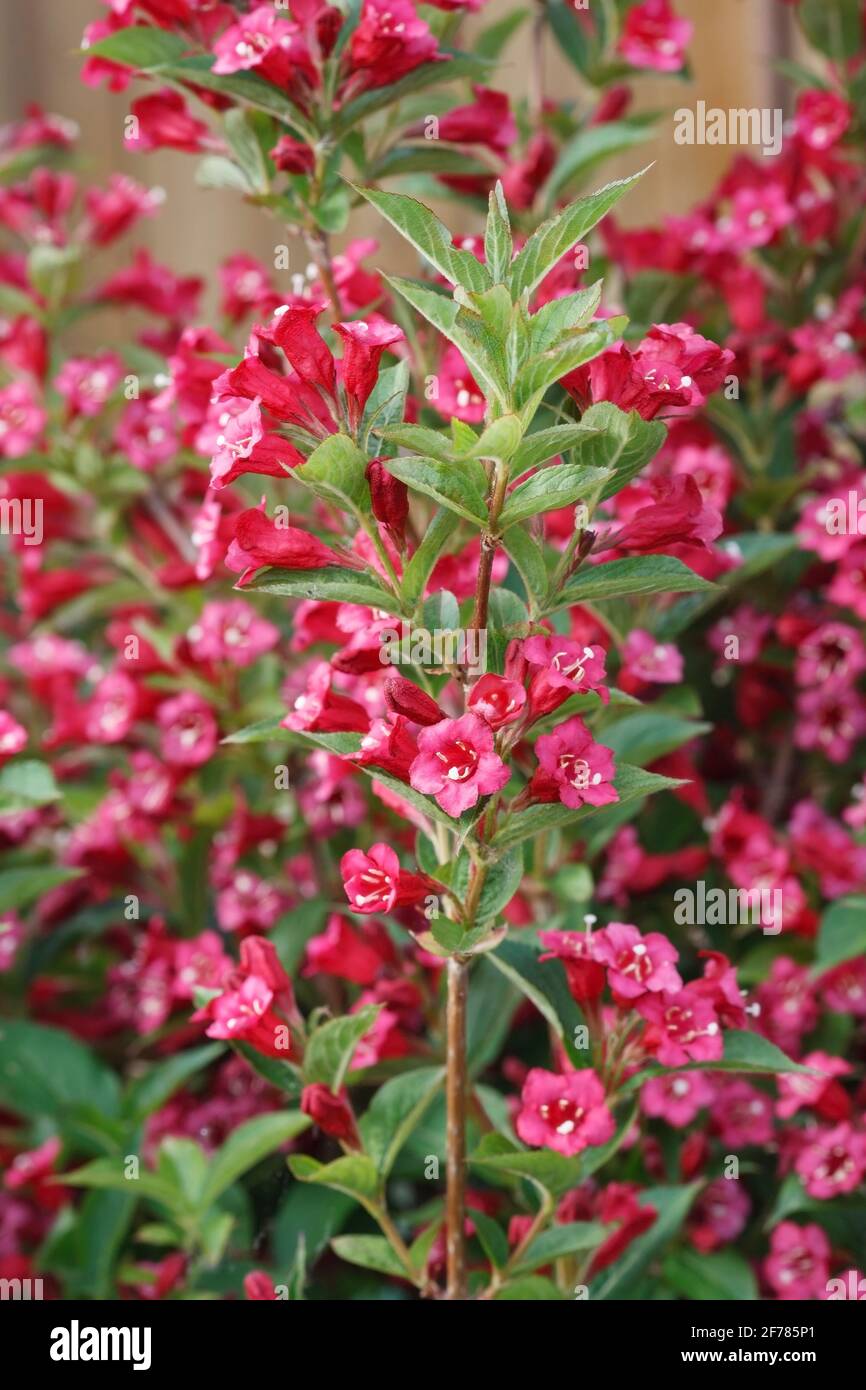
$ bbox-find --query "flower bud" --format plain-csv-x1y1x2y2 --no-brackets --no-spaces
384,675,445,727
301,1084,360,1146
366,459,409,549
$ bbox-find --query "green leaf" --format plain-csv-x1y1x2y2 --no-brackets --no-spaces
168,55,316,139
76,1191,136,1300
330,1235,408,1278
621,1030,815,1095
602,712,710,766
83,27,187,70
303,1006,381,1091
476,7,530,59
472,1210,510,1269
222,716,284,745
385,272,505,407
488,937,584,1063
65,1157,178,1210
800,0,862,59
124,1044,224,1123
548,0,593,75
0,1020,120,1124
468,1133,582,1199
223,107,268,193
663,1246,758,1301
494,1275,566,1300
579,402,667,500
234,1044,302,1099
350,183,491,292
334,52,489,133
384,455,489,525
273,1184,353,1271
546,119,659,201
510,422,601,475
0,760,60,813
287,1153,381,1214
515,323,616,411
513,1221,607,1274
592,1184,701,1299
360,1067,445,1176
246,565,405,615
198,1112,311,1211
502,526,549,612
484,181,513,283
509,169,648,300
815,896,866,973
158,1137,209,1208
401,508,460,609
362,360,410,449
471,413,523,463
499,463,612,529
491,764,683,851
297,434,371,517
0,865,83,915
548,555,714,615
476,847,524,923
382,423,457,462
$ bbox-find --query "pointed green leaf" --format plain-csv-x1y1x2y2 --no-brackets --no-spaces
383,455,489,524
499,463,612,529
303,1006,381,1091
199,1112,311,1211
351,183,492,291
509,169,649,299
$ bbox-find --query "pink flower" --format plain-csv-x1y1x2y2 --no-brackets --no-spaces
595,922,682,999
710,1079,775,1147
819,959,866,1017
333,318,404,430
205,975,289,1058
348,0,440,96
795,1123,866,1199
523,637,609,717
341,843,432,914
0,712,27,758
186,600,279,668
795,90,852,152
55,354,123,418
530,716,618,811
516,1068,615,1157
435,345,486,422
0,381,45,457
157,692,219,768
764,1222,830,1300
538,929,606,1004
409,713,509,818
688,1178,750,1253
0,914,24,972
618,0,692,73
620,629,683,686
467,674,526,730
244,1271,277,1300
641,1071,715,1128
303,913,396,985
125,89,216,154
638,988,723,1066
776,1052,852,1122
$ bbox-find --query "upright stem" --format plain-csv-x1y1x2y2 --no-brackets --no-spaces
304,227,343,320
529,0,547,127
445,956,469,1299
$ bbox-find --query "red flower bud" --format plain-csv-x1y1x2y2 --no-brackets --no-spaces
384,675,445,727
239,936,294,1010
301,1084,360,1145
366,459,409,549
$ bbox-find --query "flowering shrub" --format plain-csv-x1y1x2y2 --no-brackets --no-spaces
1,0,865,1304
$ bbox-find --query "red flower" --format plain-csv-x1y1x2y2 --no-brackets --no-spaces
125,89,216,154
409,713,509,818
530,716,618,810
333,318,404,430
341,842,433,913
301,1084,361,1145
226,508,349,586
